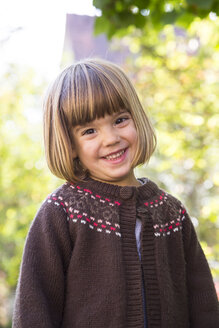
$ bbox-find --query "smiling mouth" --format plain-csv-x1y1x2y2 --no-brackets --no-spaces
104,149,126,160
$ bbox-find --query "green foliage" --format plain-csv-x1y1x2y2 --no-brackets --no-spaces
124,19,219,277
0,65,59,326
93,0,219,39
187,0,214,10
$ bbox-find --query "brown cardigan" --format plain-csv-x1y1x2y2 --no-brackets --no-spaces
13,178,219,327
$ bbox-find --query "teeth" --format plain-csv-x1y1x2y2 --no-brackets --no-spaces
105,150,125,160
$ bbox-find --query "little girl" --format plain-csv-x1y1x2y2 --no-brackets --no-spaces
13,59,219,327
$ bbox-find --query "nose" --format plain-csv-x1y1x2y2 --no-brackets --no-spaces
101,126,120,147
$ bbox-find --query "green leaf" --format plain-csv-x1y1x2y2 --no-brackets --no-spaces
186,0,214,10
175,11,195,28
115,1,124,12
161,10,181,25
93,0,111,8
134,13,147,28
133,0,151,10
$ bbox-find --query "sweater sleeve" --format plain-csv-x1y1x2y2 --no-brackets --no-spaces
12,201,73,328
183,211,219,327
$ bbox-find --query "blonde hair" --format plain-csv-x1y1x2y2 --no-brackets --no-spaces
43,58,156,182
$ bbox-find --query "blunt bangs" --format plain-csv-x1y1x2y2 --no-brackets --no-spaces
60,62,130,127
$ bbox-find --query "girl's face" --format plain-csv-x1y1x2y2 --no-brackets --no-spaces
72,110,140,186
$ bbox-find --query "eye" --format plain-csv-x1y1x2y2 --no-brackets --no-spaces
82,128,96,135
115,116,129,125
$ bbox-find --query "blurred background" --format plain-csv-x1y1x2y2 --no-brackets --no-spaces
0,0,219,326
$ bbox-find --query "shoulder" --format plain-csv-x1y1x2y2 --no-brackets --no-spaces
29,182,74,229
25,183,78,244
47,181,80,202
41,181,88,213
35,180,98,226
141,178,185,211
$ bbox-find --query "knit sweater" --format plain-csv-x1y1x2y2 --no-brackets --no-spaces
13,178,219,328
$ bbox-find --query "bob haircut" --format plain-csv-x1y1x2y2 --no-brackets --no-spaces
43,58,156,182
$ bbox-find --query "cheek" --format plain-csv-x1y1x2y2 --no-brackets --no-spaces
129,126,138,143
77,141,97,160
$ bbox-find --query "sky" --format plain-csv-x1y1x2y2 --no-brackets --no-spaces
0,0,100,79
